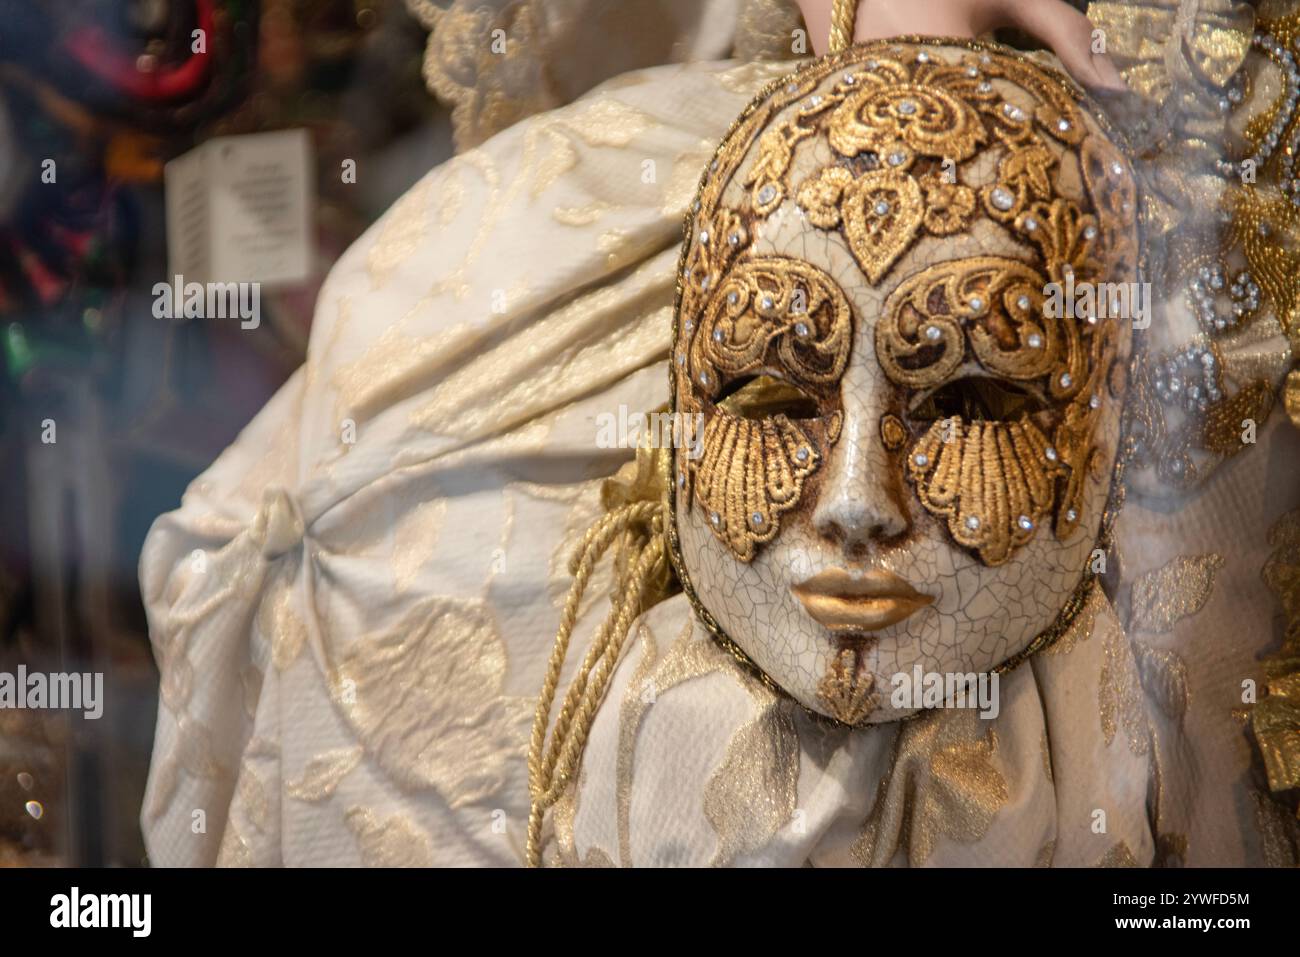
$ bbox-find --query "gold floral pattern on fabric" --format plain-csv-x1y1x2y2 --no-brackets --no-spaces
702,699,801,866
1128,553,1225,634
1086,1,1300,492
286,746,363,803
366,178,432,289
613,621,671,867
1099,614,1151,756
215,824,252,868
344,807,434,867
216,758,274,867
1251,789,1300,868
615,615,799,866
409,0,749,152
1253,508,1300,799
1131,642,1190,727
1126,352,1277,488
255,578,307,672
1094,548,1209,753
331,596,531,806
549,769,616,868
733,0,807,64
1035,840,1056,867
1097,840,1140,867
851,708,1009,866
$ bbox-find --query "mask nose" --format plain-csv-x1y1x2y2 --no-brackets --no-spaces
812,400,909,557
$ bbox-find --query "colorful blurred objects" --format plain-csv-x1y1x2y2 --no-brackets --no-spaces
0,0,446,865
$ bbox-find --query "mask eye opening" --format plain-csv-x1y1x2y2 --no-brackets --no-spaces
908,375,1048,424
716,374,822,421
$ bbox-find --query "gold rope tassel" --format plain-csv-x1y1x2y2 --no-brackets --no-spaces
526,498,667,867
828,0,859,54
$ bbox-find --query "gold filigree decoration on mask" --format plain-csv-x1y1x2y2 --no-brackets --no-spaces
875,256,1062,388
1052,322,1117,540
692,412,819,563
1079,135,1139,279
877,248,1121,561
688,256,853,395
743,53,998,248
880,413,908,451
796,165,926,283
677,254,854,562
742,79,840,215
907,417,1060,566
919,171,978,235
680,206,750,305
770,50,1111,291
785,59,991,282
826,74,988,162
816,647,879,725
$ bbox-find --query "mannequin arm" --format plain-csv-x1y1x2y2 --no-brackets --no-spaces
792,0,1125,90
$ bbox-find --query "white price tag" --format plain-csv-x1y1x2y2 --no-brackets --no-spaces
165,128,314,288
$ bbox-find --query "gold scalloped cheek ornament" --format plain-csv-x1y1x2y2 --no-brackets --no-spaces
668,39,1140,725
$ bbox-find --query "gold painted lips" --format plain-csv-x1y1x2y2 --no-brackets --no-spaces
792,567,933,632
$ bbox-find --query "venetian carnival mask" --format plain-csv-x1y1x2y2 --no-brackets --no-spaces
668,38,1140,725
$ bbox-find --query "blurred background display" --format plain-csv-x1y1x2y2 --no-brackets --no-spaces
0,0,454,866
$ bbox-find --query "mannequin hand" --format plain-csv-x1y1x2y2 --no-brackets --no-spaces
794,0,1126,92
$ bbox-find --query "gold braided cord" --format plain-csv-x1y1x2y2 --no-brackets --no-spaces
828,0,859,53
526,499,667,867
